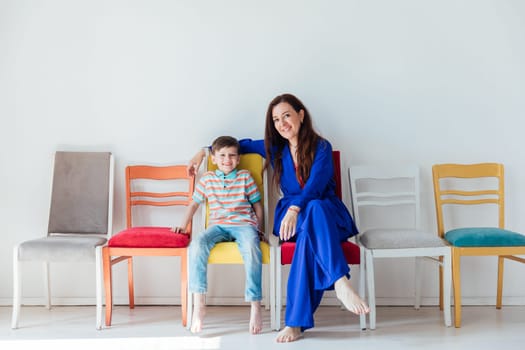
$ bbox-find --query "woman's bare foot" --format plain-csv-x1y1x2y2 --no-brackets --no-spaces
190,294,206,333
249,301,263,334
334,276,370,315
276,326,302,342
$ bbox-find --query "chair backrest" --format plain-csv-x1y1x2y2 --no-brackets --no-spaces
204,152,268,233
332,151,342,200
432,163,504,238
349,165,421,232
126,165,195,233
48,151,114,237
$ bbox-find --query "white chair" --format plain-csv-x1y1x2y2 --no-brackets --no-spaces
349,165,451,329
12,151,114,330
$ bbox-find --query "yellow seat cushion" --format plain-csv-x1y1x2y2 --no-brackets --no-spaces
208,241,271,264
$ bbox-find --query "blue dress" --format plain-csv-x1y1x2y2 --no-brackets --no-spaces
239,138,358,329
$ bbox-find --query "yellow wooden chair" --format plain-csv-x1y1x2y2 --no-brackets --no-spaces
432,163,525,327
187,152,277,330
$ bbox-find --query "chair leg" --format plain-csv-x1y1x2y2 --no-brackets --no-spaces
95,246,103,330
11,246,21,329
127,257,135,309
414,257,422,310
180,251,188,327
439,256,444,311
102,247,113,326
365,250,376,330
442,251,452,327
275,249,282,330
496,256,504,309
358,246,366,330
270,246,277,331
263,262,270,311
186,252,193,330
452,248,462,328
44,262,51,309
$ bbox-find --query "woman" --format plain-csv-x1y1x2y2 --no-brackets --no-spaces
189,93,369,342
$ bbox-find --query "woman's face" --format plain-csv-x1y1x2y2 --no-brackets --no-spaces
271,102,304,144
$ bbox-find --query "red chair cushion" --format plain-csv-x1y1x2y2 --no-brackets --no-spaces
280,242,296,265
108,227,190,248
280,241,360,265
341,241,361,265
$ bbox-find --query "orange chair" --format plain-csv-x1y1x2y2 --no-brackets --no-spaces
275,151,366,330
102,165,195,327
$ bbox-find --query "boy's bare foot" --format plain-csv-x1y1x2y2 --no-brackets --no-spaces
276,326,302,342
190,308,205,333
249,302,263,334
334,276,370,315
191,294,206,333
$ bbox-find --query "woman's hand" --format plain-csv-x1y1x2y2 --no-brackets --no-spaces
187,149,206,176
279,209,299,241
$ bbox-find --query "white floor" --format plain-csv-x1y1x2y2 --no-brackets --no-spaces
1,305,524,349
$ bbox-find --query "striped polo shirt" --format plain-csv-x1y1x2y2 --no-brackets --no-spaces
193,169,261,227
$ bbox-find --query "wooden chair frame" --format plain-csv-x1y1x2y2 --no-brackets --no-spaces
275,151,367,331
350,164,451,329
186,151,277,331
432,163,525,327
12,152,114,330
103,164,195,327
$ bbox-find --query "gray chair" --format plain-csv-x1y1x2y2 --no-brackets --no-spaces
12,151,114,330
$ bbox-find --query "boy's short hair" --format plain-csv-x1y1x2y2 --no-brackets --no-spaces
211,136,240,154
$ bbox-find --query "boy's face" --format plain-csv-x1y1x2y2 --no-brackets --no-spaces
211,146,240,175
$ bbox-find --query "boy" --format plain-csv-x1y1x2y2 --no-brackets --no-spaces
172,136,264,334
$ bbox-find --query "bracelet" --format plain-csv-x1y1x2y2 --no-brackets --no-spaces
288,206,300,214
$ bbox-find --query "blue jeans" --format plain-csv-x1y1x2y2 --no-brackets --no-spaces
189,224,262,301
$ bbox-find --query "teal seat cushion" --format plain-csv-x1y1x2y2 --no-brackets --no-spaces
445,227,525,247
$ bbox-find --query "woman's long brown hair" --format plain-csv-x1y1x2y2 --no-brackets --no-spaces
264,93,321,188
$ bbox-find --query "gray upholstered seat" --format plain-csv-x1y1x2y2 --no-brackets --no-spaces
360,229,449,249
18,235,108,262
12,151,114,330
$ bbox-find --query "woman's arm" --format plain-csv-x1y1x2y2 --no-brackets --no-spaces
278,141,333,240
239,139,265,156
290,140,334,209
187,139,265,176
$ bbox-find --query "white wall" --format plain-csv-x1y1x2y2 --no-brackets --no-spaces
1,0,525,307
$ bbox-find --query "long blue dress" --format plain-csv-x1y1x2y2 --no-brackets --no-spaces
239,138,358,329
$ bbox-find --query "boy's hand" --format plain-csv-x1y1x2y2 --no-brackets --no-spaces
171,226,188,234
187,149,206,176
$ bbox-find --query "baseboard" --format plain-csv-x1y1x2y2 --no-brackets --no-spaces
2,296,525,307
0,296,264,307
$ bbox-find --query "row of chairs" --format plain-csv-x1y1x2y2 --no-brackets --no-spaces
11,151,525,331
351,162,525,329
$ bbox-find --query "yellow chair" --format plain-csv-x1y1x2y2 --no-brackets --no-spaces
187,152,277,330
432,163,525,328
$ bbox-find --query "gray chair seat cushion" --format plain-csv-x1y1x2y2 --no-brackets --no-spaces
360,229,448,249
18,235,107,262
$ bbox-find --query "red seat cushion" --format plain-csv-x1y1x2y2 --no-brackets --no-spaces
108,226,190,248
341,241,361,265
280,242,296,265
280,241,360,265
